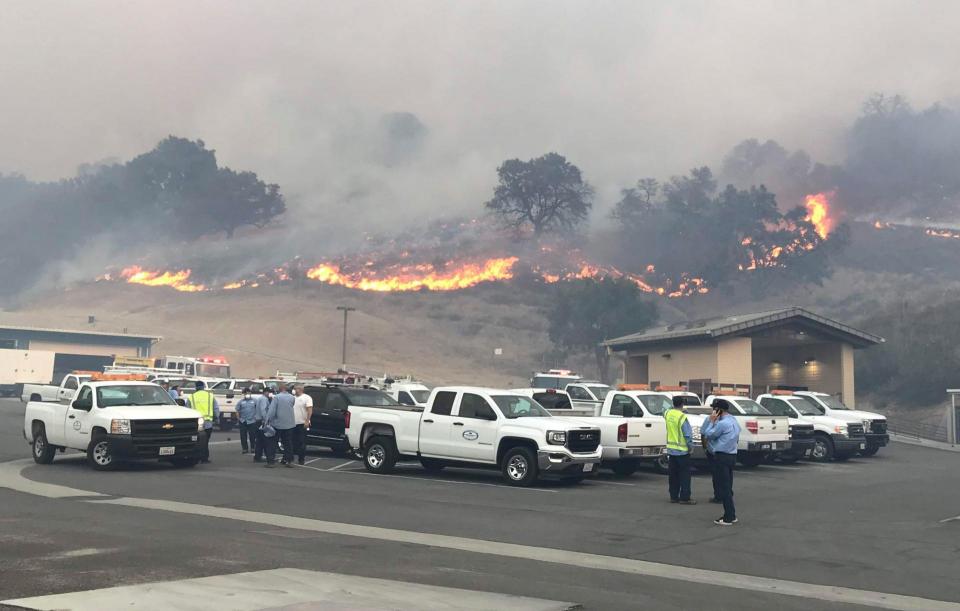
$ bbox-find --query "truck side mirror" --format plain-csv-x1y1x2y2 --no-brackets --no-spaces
71,398,92,411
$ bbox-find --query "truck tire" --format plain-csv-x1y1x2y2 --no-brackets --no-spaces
858,443,880,457
653,454,670,475
87,434,116,471
501,446,538,487
810,434,834,462
363,436,397,474
31,425,56,465
611,460,639,477
738,452,765,468
420,457,445,473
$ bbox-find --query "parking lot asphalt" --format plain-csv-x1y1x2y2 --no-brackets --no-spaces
1,398,959,610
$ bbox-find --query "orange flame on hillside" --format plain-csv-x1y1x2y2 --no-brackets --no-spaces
305,257,519,292
924,228,960,240
804,192,834,239
119,266,206,292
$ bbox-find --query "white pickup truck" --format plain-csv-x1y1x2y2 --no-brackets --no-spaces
384,382,431,407
23,380,205,470
346,386,602,486
705,395,791,467
563,382,613,415
578,389,668,476
792,391,889,457
757,393,867,461
21,373,91,403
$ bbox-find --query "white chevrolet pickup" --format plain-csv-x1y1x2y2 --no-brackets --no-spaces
21,373,91,403
346,386,602,486
705,395,791,467
23,381,205,470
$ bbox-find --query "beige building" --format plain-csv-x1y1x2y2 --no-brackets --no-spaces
605,307,882,406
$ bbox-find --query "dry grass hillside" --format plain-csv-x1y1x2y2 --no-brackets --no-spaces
2,282,574,387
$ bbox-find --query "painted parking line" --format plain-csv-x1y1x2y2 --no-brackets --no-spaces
1,459,958,610
303,457,324,465
939,514,960,524
327,460,357,471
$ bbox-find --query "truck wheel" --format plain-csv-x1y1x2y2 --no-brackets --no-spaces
87,434,116,471
611,460,639,477
420,457,445,473
653,454,670,475
738,452,765,468
810,434,834,462
363,436,397,474
170,457,198,468
858,443,880,457
32,426,56,464
501,446,538,487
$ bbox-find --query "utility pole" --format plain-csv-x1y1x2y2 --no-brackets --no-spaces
336,306,356,371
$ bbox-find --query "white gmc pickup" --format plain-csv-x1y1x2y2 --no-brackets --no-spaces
23,381,205,470
346,386,602,486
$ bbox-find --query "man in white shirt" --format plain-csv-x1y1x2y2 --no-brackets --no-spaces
292,385,313,465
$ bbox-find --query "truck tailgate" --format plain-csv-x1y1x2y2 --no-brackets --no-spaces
750,416,789,441
626,418,666,448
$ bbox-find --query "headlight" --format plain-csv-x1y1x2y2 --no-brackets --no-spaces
834,424,848,435
864,420,872,431
110,419,131,434
546,430,567,445
197,417,205,431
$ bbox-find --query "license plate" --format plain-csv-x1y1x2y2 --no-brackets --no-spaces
583,463,594,473
761,444,770,450
859,443,866,450
159,446,175,456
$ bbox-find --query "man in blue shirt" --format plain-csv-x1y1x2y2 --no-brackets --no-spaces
701,399,741,526
235,388,259,455
264,385,297,468
253,387,274,463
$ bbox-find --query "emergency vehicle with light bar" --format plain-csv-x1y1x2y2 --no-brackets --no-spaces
23,376,205,470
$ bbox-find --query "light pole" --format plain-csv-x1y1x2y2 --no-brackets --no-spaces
336,306,356,370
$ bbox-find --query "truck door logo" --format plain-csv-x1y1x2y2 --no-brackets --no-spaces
463,430,479,441
72,420,81,431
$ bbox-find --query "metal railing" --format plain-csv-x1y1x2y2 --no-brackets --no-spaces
885,418,950,444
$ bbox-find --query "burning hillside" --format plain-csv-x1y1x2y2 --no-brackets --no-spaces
96,192,843,298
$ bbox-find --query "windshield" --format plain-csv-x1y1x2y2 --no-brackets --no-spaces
96,385,177,407
733,399,772,416
197,363,231,378
409,390,430,403
784,398,822,415
793,395,831,412
342,388,400,406
531,376,578,390
760,400,794,417
818,395,850,410
685,406,713,415
673,394,702,406
586,385,612,400
532,392,571,410
491,395,552,418
637,394,671,415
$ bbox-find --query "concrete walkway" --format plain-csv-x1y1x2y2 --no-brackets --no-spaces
890,433,960,452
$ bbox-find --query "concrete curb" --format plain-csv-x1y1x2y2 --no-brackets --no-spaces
889,433,960,453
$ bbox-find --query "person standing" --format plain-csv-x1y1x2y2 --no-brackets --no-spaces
664,395,695,505
701,399,741,526
265,385,297,468
292,385,313,466
188,380,219,464
253,387,274,463
168,384,180,402
235,388,259,455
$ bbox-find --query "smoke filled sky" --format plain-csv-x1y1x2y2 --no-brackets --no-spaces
2,0,959,225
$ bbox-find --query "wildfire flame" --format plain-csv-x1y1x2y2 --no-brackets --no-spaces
305,257,519,292
924,228,960,240
804,192,834,239
119,266,206,292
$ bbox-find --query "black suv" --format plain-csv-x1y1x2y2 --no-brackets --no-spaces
304,385,400,454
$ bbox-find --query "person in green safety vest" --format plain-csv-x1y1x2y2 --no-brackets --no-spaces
665,395,696,504
188,380,219,463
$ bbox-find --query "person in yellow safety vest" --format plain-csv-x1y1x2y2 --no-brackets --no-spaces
188,380,219,464
665,395,696,504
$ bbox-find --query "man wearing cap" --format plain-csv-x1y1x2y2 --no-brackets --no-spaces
701,398,741,526
664,395,695,505
253,387,274,463
265,385,297,468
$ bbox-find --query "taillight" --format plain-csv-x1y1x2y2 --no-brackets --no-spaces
618,422,628,442
746,420,758,434
344,409,351,429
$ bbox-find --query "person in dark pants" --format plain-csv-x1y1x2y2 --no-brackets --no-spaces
701,399,741,526
664,395,695,504
265,385,297,468
235,389,259,454
705,450,722,504
292,385,313,465
188,381,219,464
253,388,274,462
